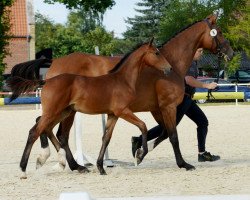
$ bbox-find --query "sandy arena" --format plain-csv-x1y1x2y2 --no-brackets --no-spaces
0,105,250,199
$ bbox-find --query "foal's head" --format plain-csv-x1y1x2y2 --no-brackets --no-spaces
140,38,171,72
201,14,234,61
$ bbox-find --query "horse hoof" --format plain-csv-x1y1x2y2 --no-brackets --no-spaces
20,172,27,179
36,156,47,169
185,163,195,171
52,163,65,171
134,148,143,166
84,163,94,168
100,170,107,175
36,159,43,169
36,147,50,169
77,166,89,173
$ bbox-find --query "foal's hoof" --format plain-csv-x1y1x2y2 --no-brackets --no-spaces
134,148,144,166
77,166,89,174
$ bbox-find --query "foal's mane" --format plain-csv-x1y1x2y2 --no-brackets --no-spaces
109,42,148,74
158,20,203,48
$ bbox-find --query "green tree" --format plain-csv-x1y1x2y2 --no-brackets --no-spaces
43,0,115,12
35,12,118,57
123,0,170,44
83,26,115,55
35,13,60,52
224,0,250,55
0,0,13,87
67,9,103,34
159,0,215,43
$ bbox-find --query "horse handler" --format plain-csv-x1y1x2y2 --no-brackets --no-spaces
132,48,220,164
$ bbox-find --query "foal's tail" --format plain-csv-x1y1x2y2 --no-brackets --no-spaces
6,76,46,102
10,58,52,80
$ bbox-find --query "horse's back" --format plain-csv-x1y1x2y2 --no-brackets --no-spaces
46,52,121,79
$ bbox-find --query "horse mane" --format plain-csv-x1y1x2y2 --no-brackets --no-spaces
159,20,203,48
108,42,147,74
10,58,52,80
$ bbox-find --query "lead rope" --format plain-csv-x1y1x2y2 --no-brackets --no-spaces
207,54,222,100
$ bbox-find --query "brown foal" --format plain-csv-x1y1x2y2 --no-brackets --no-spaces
8,39,170,178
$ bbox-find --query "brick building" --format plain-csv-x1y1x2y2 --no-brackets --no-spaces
4,0,35,74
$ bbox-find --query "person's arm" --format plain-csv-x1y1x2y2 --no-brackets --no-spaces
185,76,217,89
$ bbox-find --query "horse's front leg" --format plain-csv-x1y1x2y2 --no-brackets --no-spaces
119,108,148,165
135,129,168,166
97,114,118,175
161,105,195,171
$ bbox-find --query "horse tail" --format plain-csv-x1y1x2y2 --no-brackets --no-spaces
10,58,52,80
6,76,46,102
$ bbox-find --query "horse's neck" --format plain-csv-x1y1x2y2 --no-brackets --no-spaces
116,53,144,90
161,22,204,79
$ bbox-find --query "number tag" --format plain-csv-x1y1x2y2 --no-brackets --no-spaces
210,29,217,37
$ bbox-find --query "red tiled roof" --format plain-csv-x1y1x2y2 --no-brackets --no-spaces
9,0,28,37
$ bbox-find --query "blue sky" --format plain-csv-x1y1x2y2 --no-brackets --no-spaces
34,0,138,38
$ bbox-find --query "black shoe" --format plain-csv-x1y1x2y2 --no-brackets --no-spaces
198,151,220,162
131,136,141,158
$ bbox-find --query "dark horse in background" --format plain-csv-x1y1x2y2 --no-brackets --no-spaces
8,40,170,178
9,14,234,176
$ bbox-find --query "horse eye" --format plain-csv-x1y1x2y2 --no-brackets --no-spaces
155,51,160,55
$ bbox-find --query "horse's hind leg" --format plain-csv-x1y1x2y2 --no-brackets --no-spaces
20,123,39,179
97,114,118,175
57,111,89,173
46,132,68,171
36,116,51,169
20,117,58,179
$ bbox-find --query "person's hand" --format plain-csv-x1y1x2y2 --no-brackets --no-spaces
206,82,217,89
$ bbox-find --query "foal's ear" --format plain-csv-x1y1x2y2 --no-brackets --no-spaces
149,37,155,47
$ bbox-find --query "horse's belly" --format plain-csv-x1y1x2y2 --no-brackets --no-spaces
73,98,111,114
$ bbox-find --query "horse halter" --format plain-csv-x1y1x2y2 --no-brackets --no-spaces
204,19,226,100
204,19,229,58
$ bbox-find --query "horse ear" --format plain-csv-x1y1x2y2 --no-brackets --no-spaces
206,14,217,24
149,37,155,47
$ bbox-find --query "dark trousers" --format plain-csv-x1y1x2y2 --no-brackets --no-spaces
139,95,208,152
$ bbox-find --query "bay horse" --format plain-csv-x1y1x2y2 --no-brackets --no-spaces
10,14,234,174
7,39,171,178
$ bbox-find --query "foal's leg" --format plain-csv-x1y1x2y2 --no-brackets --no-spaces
160,105,194,170
56,111,89,173
135,129,168,165
118,108,148,164
97,114,118,175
